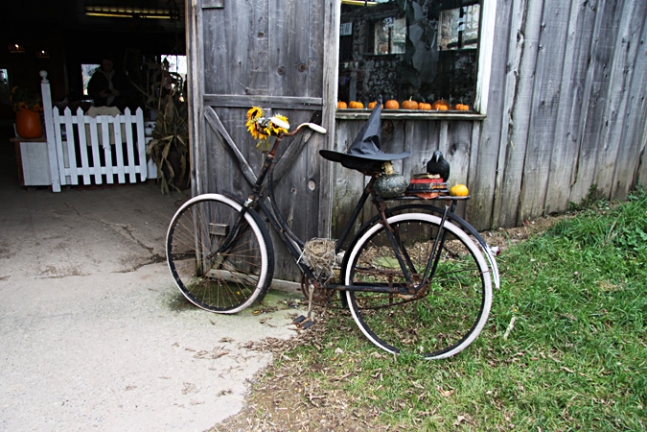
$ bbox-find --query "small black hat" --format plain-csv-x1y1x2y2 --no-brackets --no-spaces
320,96,411,169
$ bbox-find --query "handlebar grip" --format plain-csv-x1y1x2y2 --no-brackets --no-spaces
269,117,290,130
307,123,327,134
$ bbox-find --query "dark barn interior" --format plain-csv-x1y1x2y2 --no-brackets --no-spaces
0,0,186,119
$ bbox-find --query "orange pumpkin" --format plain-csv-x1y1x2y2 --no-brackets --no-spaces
368,101,383,109
337,101,348,109
385,99,399,110
401,98,418,110
455,103,470,111
16,109,43,139
432,100,450,111
349,101,364,109
418,102,432,111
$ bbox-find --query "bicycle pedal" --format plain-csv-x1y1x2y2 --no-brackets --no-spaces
300,319,315,330
293,315,307,324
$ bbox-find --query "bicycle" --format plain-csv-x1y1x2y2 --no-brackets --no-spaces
166,106,500,359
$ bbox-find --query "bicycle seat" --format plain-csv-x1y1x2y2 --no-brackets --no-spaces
320,96,410,174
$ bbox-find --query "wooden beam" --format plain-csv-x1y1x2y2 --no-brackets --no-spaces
204,95,323,109
204,106,257,186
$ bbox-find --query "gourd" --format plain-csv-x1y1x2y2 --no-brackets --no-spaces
374,162,408,199
384,99,399,110
368,101,382,109
455,103,470,111
337,101,348,109
418,102,432,110
401,98,418,110
449,184,469,196
349,101,364,109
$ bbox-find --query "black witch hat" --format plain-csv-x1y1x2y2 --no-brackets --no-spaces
320,96,410,172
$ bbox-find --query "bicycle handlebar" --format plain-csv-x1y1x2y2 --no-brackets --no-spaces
268,116,290,130
304,123,327,134
258,117,327,136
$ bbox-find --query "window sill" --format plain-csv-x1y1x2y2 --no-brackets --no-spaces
335,109,486,121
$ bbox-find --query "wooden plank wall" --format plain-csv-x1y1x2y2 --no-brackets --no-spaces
193,0,332,282
333,0,647,232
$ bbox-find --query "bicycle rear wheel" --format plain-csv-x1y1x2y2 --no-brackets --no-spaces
166,194,274,313
343,213,492,359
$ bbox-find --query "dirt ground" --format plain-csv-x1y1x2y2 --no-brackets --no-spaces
210,215,565,432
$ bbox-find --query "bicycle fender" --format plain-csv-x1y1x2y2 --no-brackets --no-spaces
220,190,246,206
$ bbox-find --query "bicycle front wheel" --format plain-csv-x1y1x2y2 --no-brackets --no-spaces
343,213,492,359
166,194,274,313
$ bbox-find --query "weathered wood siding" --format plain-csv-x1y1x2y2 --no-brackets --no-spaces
188,0,647,281
332,0,647,232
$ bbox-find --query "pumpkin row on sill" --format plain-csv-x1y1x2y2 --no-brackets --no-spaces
337,100,470,111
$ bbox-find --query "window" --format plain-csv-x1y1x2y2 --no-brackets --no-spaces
0,69,9,98
373,16,406,55
160,55,187,79
439,4,480,50
81,64,100,96
338,0,494,114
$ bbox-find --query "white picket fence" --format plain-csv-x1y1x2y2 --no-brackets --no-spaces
41,71,150,192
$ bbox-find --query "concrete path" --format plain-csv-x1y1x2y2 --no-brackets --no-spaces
0,153,303,431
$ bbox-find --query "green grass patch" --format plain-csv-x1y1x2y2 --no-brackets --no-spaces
231,187,647,431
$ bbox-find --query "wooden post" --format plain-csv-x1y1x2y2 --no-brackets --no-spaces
40,70,61,192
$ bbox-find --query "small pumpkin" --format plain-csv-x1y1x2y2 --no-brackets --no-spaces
401,98,418,110
337,101,348,109
385,99,399,110
432,100,450,111
368,101,383,109
349,101,364,109
418,102,432,111
449,184,469,197
455,103,470,111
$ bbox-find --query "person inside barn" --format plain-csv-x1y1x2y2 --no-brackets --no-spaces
87,55,133,111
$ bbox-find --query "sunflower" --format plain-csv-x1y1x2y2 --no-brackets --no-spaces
9,86,42,112
267,114,289,136
245,107,290,151
246,106,267,141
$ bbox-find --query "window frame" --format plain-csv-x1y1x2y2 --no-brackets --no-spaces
334,0,497,118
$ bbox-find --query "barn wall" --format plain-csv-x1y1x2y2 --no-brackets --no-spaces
333,0,647,231
187,0,647,282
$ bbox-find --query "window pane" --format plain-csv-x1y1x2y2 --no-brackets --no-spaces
439,5,480,51
82,64,100,96
339,0,482,110
161,55,187,79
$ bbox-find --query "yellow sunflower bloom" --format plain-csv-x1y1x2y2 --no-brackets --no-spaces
244,107,289,151
267,114,289,136
246,106,263,121
246,106,267,140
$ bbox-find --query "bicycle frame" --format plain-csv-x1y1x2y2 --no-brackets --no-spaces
167,115,500,358
222,127,466,296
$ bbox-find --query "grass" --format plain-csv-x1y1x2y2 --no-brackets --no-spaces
216,187,647,431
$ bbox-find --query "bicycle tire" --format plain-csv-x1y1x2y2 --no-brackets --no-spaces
343,213,492,359
166,194,274,313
